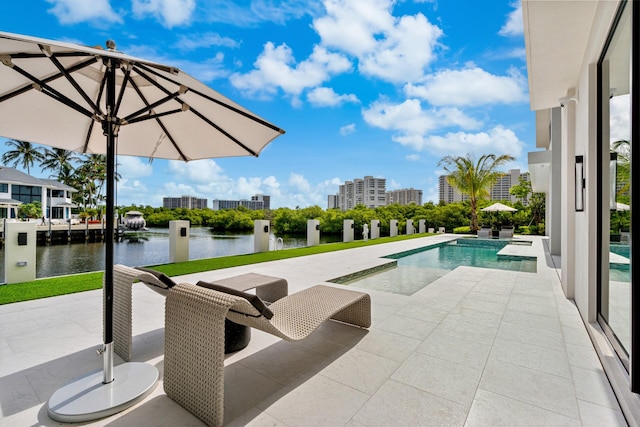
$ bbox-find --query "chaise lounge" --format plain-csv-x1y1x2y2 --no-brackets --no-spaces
499,225,514,238
110,265,371,426
477,226,492,239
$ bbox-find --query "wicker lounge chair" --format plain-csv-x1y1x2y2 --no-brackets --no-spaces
111,265,288,361
478,226,492,239
163,281,371,427
499,225,514,238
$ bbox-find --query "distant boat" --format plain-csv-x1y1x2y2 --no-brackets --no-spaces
123,211,147,231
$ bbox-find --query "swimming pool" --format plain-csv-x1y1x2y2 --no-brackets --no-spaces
390,238,536,272
333,238,536,296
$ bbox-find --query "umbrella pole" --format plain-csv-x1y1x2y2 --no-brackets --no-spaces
103,54,116,385
47,58,158,423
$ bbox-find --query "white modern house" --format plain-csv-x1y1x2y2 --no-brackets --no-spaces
523,0,638,420
0,166,77,220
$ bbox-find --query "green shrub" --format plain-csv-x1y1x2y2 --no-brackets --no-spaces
453,226,471,234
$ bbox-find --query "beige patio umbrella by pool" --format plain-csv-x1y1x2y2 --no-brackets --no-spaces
481,202,518,212
0,31,284,422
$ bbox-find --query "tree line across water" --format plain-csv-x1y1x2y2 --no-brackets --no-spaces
2,141,547,235
120,198,545,236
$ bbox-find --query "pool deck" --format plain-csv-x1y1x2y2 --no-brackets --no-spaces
0,234,629,426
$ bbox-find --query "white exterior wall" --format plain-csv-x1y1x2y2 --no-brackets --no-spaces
566,2,619,323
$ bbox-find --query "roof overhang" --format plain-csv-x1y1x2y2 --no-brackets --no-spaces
0,198,23,207
523,0,599,111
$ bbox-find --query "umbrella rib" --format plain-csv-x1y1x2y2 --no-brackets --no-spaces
44,49,101,115
127,76,188,161
0,56,98,103
7,63,95,119
125,108,185,124
189,106,259,156
132,64,260,156
122,91,183,123
82,72,107,153
113,65,132,117
135,62,285,134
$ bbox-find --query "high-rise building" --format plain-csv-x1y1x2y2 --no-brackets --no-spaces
163,195,207,209
211,194,270,211
327,194,339,209
438,169,530,205
251,194,271,210
334,176,386,211
386,188,423,206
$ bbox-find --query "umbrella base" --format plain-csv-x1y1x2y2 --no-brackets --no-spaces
47,362,158,423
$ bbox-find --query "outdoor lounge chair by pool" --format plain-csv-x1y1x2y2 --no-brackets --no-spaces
478,226,492,239
110,264,371,426
499,225,514,238
163,281,371,426
112,265,289,360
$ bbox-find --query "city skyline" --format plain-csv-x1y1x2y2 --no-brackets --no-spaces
0,1,533,209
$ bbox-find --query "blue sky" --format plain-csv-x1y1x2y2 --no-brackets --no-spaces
0,0,532,209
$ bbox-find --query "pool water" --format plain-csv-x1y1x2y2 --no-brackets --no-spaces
393,239,536,273
337,238,536,296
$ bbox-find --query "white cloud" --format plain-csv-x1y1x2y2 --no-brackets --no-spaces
174,32,240,51
406,154,420,161
117,178,150,206
339,123,356,136
314,0,443,83
124,44,228,82
499,3,523,37
46,0,122,24
610,94,631,143
177,54,229,82
132,0,195,28
393,125,525,159
289,173,312,193
359,13,442,83
362,99,482,137
197,0,319,27
314,0,396,57
117,156,154,179
168,159,226,184
230,43,352,98
307,87,359,107
405,66,528,107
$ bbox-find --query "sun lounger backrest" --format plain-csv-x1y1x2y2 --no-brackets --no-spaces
196,281,273,319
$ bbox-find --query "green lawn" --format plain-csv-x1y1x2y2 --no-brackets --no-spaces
0,233,431,305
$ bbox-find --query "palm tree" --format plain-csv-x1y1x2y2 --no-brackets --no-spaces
40,148,80,182
74,154,121,210
438,153,515,232
611,140,630,197
1,139,44,174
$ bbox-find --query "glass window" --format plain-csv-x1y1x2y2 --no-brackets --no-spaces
11,185,42,204
598,1,632,370
0,183,8,193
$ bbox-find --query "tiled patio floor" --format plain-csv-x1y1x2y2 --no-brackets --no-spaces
0,235,629,426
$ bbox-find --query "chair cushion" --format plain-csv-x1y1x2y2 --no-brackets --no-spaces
135,267,177,290
196,281,274,319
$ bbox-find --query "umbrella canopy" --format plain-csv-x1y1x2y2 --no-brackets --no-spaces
481,202,518,212
0,30,285,422
0,31,283,159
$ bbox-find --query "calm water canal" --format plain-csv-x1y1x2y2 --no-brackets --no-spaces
0,227,341,282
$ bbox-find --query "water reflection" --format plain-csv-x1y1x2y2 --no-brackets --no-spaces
0,227,340,282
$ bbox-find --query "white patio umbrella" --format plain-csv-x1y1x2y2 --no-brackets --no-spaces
481,202,518,212
0,31,284,422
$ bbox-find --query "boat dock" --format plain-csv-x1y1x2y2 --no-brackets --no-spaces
0,221,118,246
